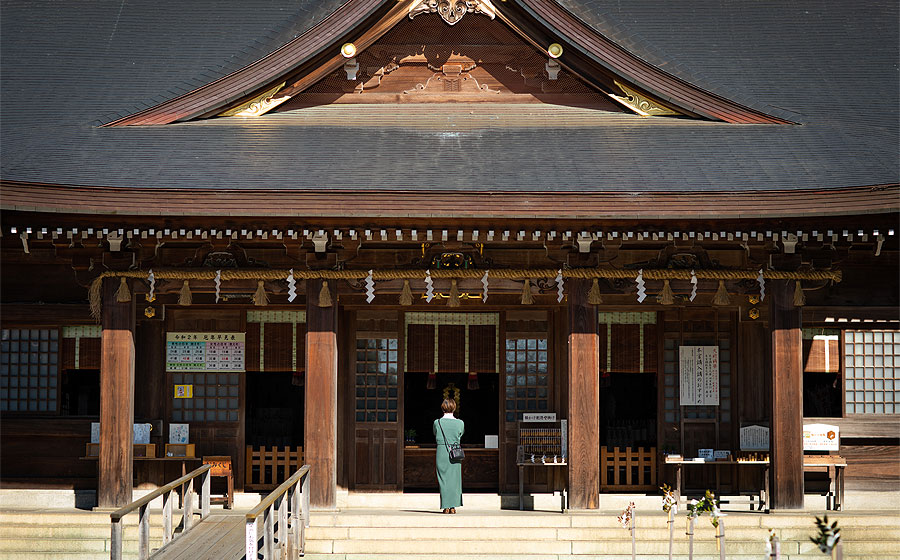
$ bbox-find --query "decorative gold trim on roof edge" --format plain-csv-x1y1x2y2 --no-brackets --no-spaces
610,80,680,117
219,82,289,117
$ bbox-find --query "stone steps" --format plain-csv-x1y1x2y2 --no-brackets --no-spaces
304,508,900,559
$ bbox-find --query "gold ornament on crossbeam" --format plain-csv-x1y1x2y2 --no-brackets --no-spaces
408,0,497,25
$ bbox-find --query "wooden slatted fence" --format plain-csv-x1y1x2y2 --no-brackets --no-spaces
600,446,657,490
245,446,304,491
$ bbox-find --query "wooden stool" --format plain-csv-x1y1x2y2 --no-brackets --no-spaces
202,455,234,509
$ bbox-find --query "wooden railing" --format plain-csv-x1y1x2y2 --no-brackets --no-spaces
109,464,212,560
245,445,304,490
600,446,657,490
246,464,310,560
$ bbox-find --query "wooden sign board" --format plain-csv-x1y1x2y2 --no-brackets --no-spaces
679,346,720,406
204,456,232,476
166,332,245,372
740,424,770,451
803,423,840,451
522,413,557,422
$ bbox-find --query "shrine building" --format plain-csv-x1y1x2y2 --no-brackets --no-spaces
1,0,898,511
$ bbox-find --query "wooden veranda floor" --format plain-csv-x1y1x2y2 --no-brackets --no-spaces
152,511,247,560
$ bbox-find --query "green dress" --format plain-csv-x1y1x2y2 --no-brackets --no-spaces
433,417,464,509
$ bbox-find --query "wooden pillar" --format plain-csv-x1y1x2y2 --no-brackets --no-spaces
769,280,804,509
305,280,338,509
98,278,136,508
567,278,600,509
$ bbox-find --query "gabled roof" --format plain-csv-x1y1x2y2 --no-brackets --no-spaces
1,0,898,212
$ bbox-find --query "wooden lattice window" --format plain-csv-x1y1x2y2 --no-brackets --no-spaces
0,328,59,413
844,330,899,415
504,338,549,422
172,372,240,422
355,338,399,422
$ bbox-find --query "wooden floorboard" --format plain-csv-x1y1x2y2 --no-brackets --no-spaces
152,512,247,560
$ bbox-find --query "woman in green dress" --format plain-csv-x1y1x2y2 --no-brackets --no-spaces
433,398,464,514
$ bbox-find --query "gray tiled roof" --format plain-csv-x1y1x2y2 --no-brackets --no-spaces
1,0,897,194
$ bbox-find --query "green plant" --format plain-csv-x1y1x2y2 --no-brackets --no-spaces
687,490,724,528
810,516,840,554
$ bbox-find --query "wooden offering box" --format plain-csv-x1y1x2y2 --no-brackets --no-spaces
85,443,157,457
165,443,196,457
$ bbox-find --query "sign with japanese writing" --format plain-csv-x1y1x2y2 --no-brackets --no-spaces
740,424,770,451
522,413,557,422
165,332,245,372
679,346,720,405
803,423,840,451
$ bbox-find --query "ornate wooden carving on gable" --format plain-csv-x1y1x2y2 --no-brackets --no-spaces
277,14,623,109
409,0,497,26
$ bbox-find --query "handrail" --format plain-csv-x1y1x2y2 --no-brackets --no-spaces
109,464,212,560
111,464,211,521
246,464,311,560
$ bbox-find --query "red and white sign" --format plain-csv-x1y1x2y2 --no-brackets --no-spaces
803,423,840,451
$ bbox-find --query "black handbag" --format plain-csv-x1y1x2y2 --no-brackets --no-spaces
439,419,465,463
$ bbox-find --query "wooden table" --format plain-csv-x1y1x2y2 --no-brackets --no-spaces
517,461,567,512
665,456,847,512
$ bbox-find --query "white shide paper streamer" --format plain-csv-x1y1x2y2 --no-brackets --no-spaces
689,269,698,302
636,269,646,303
556,269,564,303
425,269,434,303
365,269,375,303
286,269,297,302
481,271,489,302
757,269,766,301
214,269,222,303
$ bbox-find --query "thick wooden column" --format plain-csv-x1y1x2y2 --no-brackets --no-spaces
567,278,600,509
305,280,338,509
98,278,136,508
769,280,804,509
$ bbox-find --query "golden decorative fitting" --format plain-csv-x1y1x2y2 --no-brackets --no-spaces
748,308,760,320
547,43,563,59
219,82,290,117
748,294,760,304
611,80,679,117
341,43,357,58
409,0,497,25
144,306,156,318
145,293,156,303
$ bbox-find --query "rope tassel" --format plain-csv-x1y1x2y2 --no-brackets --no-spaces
659,279,675,305
447,279,460,307
712,280,731,306
588,278,603,305
253,280,268,306
467,371,479,390
399,279,414,306
178,280,192,306
115,277,131,303
521,279,534,305
793,280,806,307
318,280,332,308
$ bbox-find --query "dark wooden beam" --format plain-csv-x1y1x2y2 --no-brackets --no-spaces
567,278,599,509
98,278,136,508
305,279,338,509
769,280,804,509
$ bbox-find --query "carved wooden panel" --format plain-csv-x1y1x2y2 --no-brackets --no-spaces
403,447,499,489
279,15,623,109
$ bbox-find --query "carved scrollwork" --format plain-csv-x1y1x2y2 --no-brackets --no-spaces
610,80,679,117
219,83,291,117
409,0,497,26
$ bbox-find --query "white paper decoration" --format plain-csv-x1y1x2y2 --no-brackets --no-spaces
365,269,375,303
286,269,297,302
556,269,564,303
425,269,434,302
481,271,489,303
636,269,647,303
690,269,698,302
